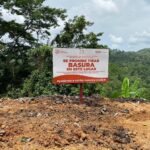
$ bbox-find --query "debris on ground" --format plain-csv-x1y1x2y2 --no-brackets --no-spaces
0,96,150,149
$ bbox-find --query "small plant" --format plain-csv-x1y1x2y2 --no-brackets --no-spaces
121,77,130,98
121,77,145,99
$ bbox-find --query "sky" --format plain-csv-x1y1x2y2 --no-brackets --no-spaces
44,0,150,51
1,0,150,51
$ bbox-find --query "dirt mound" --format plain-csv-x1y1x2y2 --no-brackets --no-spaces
0,96,150,150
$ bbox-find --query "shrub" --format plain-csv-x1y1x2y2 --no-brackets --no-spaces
121,77,145,99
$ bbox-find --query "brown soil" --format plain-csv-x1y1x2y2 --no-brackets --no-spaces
0,97,150,150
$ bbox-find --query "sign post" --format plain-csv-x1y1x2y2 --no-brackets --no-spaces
80,83,84,104
53,48,109,104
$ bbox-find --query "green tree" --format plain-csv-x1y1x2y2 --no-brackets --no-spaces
28,45,53,71
52,16,107,48
0,0,66,94
0,0,66,50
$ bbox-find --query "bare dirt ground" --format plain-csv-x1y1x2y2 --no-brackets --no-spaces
0,96,150,150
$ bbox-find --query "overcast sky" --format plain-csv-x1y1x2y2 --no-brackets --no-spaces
1,0,150,51
44,0,150,51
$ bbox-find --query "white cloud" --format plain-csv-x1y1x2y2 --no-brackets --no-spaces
109,34,123,49
1,7,25,24
129,30,150,44
69,0,119,21
111,43,120,49
92,0,119,13
109,34,123,44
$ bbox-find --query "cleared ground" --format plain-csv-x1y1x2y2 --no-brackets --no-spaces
0,96,150,150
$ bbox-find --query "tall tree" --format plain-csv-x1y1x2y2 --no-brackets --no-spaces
52,16,107,48
0,0,66,93
0,0,66,51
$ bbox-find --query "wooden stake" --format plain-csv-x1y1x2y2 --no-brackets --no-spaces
80,83,84,104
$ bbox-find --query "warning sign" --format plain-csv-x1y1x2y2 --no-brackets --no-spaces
53,48,109,84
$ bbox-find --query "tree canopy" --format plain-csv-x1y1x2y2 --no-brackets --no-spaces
0,0,66,50
52,16,106,48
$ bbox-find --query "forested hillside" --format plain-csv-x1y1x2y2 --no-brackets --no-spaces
108,48,150,99
0,0,149,100
0,46,149,99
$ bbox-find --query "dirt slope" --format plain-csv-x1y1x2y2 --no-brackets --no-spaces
0,96,150,150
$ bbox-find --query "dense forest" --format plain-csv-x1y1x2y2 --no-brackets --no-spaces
0,0,150,100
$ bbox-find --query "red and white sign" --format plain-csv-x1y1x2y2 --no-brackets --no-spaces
53,48,109,84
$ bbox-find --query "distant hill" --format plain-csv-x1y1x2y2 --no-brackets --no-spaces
108,48,150,99
138,48,150,53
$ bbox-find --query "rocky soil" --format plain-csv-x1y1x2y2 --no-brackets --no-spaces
0,96,150,150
